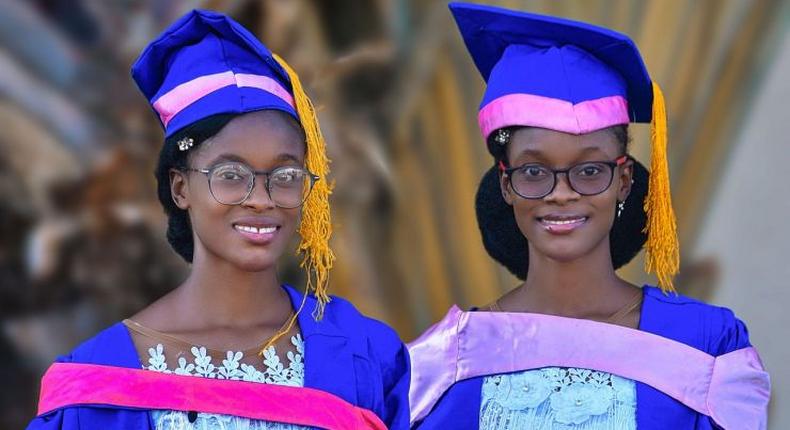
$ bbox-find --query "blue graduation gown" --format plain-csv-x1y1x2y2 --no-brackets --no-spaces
28,285,411,429
414,287,755,429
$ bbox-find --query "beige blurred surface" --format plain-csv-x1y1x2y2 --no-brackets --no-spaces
0,0,787,428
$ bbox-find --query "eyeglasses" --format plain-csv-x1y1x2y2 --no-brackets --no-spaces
501,155,628,199
183,162,319,208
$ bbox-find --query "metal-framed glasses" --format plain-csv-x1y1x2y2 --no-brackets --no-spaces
501,155,628,199
184,162,319,208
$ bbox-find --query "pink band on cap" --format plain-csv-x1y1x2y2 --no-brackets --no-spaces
478,93,630,138
152,71,295,127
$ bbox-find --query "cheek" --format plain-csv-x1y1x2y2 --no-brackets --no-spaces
595,186,620,210
189,182,225,215
510,200,539,235
188,198,231,241
588,191,620,232
282,208,301,232
184,179,230,228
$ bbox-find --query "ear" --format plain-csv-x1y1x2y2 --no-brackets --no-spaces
617,158,634,202
500,171,514,206
170,168,190,210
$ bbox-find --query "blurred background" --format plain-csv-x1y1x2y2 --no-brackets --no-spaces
0,0,788,428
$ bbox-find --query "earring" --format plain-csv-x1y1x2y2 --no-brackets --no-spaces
617,200,626,218
177,137,194,151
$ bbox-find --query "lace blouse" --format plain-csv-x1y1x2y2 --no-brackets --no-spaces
480,367,636,430
124,319,312,430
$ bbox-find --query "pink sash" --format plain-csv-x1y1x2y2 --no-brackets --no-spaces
38,362,386,430
408,306,770,429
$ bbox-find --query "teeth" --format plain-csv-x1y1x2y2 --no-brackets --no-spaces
235,225,277,234
542,217,586,225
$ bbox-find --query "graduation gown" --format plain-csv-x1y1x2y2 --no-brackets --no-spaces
409,286,770,429
28,285,411,430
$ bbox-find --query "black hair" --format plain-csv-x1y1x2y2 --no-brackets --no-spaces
155,114,237,262
475,125,648,279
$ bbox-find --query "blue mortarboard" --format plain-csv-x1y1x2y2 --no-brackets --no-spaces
449,2,653,138
131,9,297,137
450,2,680,293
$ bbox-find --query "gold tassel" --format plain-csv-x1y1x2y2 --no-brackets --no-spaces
273,54,335,317
257,54,335,356
644,82,679,293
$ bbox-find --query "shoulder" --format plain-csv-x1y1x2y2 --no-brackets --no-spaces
408,305,463,359
312,291,411,428
284,284,407,364
30,323,143,426
322,294,407,359
407,307,465,425
641,286,751,356
57,322,140,368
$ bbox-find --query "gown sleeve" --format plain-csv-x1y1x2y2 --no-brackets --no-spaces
26,354,75,430
368,319,411,430
706,307,769,430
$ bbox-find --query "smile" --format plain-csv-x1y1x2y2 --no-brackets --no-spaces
537,215,588,233
234,224,278,234
233,223,280,245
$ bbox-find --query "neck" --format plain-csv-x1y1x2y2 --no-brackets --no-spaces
172,246,291,329
506,238,633,319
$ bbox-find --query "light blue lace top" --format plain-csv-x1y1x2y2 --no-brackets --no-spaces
144,334,312,430
480,367,636,430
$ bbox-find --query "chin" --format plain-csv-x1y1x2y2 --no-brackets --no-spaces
536,244,591,263
528,231,606,264
229,251,280,272
196,235,286,272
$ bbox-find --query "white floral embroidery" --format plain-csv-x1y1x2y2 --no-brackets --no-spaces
191,346,216,378
173,357,194,376
550,382,612,425
481,367,636,430
146,334,311,430
147,344,171,374
217,351,243,380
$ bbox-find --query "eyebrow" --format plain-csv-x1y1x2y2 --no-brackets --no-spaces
207,153,247,165
576,146,610,156
273,153,303,164
514,149,547,160
207,153,303,166
515,146,609,162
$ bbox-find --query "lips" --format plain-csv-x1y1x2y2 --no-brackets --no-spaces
234,225,277,234
232,217,281,245
537,214,589,234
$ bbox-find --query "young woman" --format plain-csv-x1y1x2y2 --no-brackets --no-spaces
408,3,770,429
28,10,409,430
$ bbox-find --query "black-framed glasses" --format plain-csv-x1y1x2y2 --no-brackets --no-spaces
501,155,628,199
184,162,319,208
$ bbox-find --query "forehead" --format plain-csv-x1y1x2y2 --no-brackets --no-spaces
507,127,620,162
192,110,305,165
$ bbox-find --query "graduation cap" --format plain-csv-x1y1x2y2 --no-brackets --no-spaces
450,2,678,292
131,10,335,322
131,9,299,137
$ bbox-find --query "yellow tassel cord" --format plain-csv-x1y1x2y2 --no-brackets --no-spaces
258,54,335,356
643,82,680,293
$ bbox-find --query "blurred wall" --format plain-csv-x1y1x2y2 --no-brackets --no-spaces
694,13,790,429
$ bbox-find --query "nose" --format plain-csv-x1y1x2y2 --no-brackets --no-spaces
241,176,276,210
544,172,580,204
